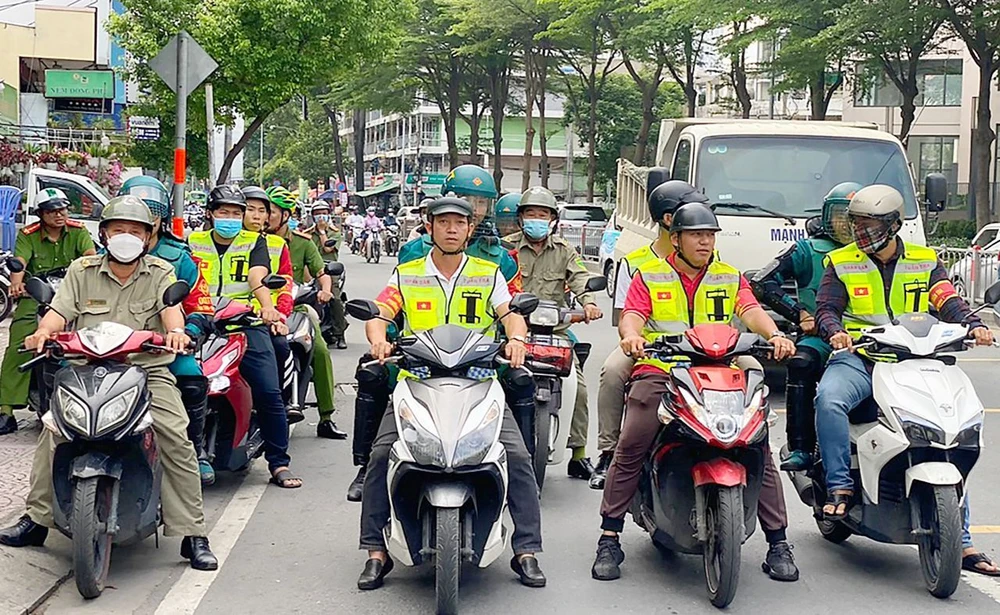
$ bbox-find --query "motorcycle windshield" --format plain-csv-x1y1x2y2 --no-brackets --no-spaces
401,325,501,370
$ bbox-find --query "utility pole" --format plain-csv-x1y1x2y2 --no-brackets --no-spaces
259,124,265,185
172,31,188,236
205,82,216,186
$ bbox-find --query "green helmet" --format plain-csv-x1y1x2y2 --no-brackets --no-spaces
266,186,296,212
517,186,558,214
101,195,154,231
442,165,497,199
494,193,521,217
120,176,170,219
822,182,862,245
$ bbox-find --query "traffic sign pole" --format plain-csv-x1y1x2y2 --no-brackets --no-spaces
171,31,188,238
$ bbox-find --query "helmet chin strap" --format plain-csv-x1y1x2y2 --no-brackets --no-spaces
432,238,467,256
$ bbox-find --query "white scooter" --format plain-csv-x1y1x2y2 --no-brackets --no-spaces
346,294,538,615
787,290,999,599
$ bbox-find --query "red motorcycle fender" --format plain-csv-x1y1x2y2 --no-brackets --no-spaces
226,375,253,445
692,458,746,488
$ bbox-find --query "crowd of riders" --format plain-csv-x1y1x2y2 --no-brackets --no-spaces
1,158,998,589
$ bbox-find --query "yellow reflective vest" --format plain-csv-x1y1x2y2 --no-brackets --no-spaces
188,229,259,301
824,242,936,338
396,256,499,336
249,233,293,313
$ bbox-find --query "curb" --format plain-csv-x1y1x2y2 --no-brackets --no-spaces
0,534,73,615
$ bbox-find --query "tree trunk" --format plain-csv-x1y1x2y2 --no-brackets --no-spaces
468,108,482,161
587,75,598,202
536,51,550,187
732,57,751,118
353,109,366,191
685,34,697,117
488,63,509,188
217,114,266,185
634,78,657,164
898,93,917,147
446,57,462,168
521,49,536,193
972,57,996,227
810,71,827,120
322,103,347,185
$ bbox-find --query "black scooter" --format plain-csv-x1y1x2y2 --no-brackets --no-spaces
285,261,343,411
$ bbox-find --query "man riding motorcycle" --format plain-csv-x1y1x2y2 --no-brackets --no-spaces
306,200,348,349
591,180,706,489
361,207,383,256
0,188,95,435
813,185,993,520
251,186,348,440
591,203,799,583
750,182,859,472
356,196,546,590
0,196,218,569
188,185,301,489
119,175,217,485
504,186,603,479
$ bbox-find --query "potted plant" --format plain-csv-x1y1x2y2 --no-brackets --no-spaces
85,143,104,168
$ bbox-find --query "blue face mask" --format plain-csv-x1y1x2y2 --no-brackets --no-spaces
214,218,243,239
522,219,552,240
288,218,299,231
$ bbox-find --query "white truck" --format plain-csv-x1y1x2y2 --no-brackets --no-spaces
20,167,110,241
612,119,942,287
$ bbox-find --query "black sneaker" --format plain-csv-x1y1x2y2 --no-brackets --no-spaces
568,457,596,480
592,535,626,580
589,452,613,490
762,541,799,582
0,414,17,436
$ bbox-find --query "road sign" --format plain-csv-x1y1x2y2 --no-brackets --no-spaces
336,181,346,192
149,32,218,95
128,116,161,141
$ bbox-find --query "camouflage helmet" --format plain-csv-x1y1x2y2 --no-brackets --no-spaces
517,186,558,214
100,195,154,231
442,164,497,199
119,176,170,219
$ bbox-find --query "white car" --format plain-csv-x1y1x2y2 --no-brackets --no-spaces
971,223,1000,248
947,238,1000,303
598,212,621,298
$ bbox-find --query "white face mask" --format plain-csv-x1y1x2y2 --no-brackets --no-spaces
106,233,146,263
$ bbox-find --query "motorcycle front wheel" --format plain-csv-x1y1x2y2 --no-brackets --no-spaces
0,288,11,322
703,485,744,608
435,507,461,615
533,402,551,489
917,484,962,599
71,476,115,599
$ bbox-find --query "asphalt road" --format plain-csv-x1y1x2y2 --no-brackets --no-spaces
34,251,1000,614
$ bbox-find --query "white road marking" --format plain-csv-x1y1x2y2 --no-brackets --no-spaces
153,425,296,615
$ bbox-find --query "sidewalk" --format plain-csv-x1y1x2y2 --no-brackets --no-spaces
0,322,74,615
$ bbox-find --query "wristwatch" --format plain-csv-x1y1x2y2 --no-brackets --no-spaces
169,328,187,335
768,331,786,340
509,335,528,344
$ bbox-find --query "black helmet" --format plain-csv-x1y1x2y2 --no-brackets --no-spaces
242,186,270,208
648,181,708,225
207,185,246,211
669,203,721,233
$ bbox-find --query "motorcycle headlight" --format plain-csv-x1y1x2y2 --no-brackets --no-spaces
702,390,745,443
894,407,946,446
96,387,140,435
955,413,984,448
529,306,560,327
453,402,501,467
56,388,90,435
398,400,446,467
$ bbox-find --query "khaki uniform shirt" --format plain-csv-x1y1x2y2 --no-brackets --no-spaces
50,254,178,367
506,231,596,308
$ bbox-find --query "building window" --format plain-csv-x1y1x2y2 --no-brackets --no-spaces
909,136,957,184
854,59,962,107
756,81,770,103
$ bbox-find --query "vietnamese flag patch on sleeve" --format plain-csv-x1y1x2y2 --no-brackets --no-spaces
416,301,432,311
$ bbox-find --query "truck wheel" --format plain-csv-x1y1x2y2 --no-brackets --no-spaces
918,485,962,599
704,485,744,608
435,507,461,615
71,476,114,599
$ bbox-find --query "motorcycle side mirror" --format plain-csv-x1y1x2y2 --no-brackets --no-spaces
324,239,338,248
162,280,191,307
984,281,1000,307
508,293,539,316
324,261,344,276
25,276,54,305
924,173,948,213
262,274,287,291
346,298,381,321
6,256,24,273
584,276,607,293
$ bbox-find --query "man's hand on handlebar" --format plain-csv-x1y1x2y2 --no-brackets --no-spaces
583,303,603,323
971,325,994,346
259,307,282,325
317,290,333,304
830,331,853,352
270,321,289,336
9,281,24,299
24,328,53,353
165,331,192,354
620,335,646,359
504,338,526,368
371,340,394,363
769,335,796,361
798,310,816,335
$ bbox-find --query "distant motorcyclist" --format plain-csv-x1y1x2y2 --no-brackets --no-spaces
750,182,858,472
406,199,432,241
305,200,348,349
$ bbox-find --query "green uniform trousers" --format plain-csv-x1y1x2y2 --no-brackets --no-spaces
299,305,336,419
0,301,41,411
26,367,206,537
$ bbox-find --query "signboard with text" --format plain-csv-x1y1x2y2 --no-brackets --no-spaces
128,116,161,141
45,70,115,99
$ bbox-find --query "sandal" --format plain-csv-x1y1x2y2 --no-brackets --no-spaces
269,468,302,489
963,552,1000,577
823,490,852,520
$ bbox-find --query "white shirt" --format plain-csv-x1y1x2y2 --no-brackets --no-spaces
387,254,512,310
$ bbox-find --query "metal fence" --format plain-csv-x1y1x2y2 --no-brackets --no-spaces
933,245,1000,306
557,225,604,261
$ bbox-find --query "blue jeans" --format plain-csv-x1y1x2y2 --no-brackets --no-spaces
241,327,291,471
815,352,872,493
963,494,974,549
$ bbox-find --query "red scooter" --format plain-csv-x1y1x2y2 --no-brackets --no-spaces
629,323,772,608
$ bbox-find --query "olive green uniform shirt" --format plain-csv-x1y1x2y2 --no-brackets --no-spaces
285,231,325,284
13,223,94,318
50,254,178,367
506,231,596,308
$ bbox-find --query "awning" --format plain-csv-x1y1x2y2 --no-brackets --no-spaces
356,182,400,198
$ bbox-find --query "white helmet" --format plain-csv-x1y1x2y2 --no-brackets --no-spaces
34,187,70,212
847,185,904,220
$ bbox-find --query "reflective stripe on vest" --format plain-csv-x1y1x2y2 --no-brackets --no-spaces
824,242,937,338
635,258,741,371
188,229,258,301
397,256,499,336
621,244,658,281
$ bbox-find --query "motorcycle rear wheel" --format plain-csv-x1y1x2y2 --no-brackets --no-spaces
917,484,962,599
533,404,551,490
71,476,115,599
703,485,744,608
435,507,461,615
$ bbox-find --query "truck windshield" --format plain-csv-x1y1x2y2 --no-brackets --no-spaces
696,136,919,220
